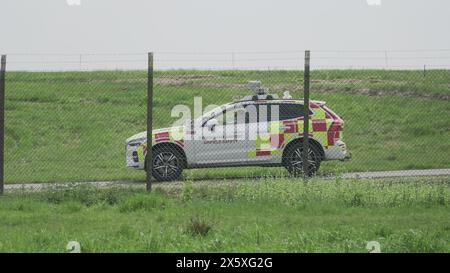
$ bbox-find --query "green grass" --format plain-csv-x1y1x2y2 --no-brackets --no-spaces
0,176,449,252
4,69,450,183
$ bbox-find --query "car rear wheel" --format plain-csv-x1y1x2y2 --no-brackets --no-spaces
284,142,321,177
150,147,184,181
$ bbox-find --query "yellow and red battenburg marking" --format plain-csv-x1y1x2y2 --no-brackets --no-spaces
155,132,170,142
312,119,327,131
282,120,298,133
270,134,284,149
248,102,340,157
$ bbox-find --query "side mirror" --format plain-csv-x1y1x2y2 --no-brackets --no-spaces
205,118,218,131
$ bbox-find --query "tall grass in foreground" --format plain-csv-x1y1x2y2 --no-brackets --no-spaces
159,176,450,208
8,176,450,208
1,177,449,252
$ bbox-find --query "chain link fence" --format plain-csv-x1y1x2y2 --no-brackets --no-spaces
1,51,449,193
1,54,149,192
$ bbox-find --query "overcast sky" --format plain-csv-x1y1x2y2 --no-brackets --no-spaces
1,0,450,70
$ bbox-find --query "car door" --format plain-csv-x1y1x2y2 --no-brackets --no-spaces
185,104,251,166
245,102,280,163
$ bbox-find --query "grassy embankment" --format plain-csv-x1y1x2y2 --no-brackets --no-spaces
4,69,450,183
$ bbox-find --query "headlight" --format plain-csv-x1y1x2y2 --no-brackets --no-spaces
127,137,146,146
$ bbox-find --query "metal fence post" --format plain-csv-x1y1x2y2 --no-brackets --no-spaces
0,55,6,195
303,51,310,179
146,52,154,192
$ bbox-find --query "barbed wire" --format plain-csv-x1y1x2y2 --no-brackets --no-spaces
8,59,146,64
4,50,450,71
4,49,450,56
8,56,450,64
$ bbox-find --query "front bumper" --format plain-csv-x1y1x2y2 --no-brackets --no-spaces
125,142,145,169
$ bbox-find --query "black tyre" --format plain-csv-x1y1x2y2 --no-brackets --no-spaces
150,147,184,181
283,142,321,177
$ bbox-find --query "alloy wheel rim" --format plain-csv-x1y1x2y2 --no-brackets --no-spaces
290,148,317,173
153,152,179,178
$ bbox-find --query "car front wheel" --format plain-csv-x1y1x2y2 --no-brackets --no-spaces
150,147,184,181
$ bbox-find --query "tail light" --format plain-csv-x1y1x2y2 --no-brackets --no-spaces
322,105,344,146
328,120,343,144
329,121,343,132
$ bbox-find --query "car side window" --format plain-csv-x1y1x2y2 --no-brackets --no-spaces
280,104,305,120
206,103,311,126
215,106,248,125
230,103,270,124
268,103,310,121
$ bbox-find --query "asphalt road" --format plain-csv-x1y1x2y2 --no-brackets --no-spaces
341,168,450,179
4,168,450,191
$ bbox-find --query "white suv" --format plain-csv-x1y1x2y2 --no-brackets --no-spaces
126,84,349,181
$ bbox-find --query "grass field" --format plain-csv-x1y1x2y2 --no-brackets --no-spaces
0,176,449,252
4,69,450,183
